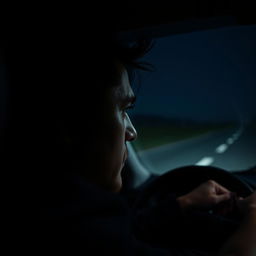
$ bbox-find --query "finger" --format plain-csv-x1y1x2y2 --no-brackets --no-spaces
236,198,245,211
214,193,232,204
213,182,231,194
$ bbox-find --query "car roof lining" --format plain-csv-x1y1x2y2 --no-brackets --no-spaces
115,1,255,36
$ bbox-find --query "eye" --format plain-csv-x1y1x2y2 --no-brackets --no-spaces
126,104,135,111
122,104,135,117
124,104,135,113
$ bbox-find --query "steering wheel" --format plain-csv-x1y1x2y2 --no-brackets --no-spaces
132,165,254,251
134,165,253,215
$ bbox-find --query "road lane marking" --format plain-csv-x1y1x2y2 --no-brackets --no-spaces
233,134,239,140
227,138,234,145
196,157,214,166
196,128,243,167
233,129,243,139
215,144,228,154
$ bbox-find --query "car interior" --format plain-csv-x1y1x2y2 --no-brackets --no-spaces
116,3,256,205
1,3,256,254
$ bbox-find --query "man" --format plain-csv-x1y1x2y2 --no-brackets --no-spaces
3,35,256,255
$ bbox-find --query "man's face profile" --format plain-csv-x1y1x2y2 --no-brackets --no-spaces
85,63,137,192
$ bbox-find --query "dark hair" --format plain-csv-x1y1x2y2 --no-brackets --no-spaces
116,39,154,87
116,39,154,71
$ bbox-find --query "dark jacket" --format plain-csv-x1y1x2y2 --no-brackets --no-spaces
36,173,233,255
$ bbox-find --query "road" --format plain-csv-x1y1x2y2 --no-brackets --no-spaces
137,126,256,175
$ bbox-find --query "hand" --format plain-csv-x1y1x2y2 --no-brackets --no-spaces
177,180,232,212
236,191,256,216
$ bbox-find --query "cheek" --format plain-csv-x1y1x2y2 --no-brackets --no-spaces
104,108,127,155
113,112,126,147
107,112,126,163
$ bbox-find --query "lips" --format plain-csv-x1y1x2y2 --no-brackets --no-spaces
123,149,128,163
123,152,127,163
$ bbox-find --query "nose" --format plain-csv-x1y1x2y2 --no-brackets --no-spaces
125,113,137,141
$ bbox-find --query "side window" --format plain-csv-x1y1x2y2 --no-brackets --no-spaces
129,25,256,174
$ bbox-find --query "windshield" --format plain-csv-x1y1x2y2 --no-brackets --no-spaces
129,25,256,174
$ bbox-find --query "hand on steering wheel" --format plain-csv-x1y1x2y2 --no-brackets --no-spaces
134,165,254,219
132,166,254,251
177,180,234,213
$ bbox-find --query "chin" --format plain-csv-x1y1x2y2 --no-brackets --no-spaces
111,175,123,193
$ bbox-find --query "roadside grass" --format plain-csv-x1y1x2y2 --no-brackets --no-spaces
132,123,234,151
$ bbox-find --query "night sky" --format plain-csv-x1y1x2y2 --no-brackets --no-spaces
131,25,256,124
